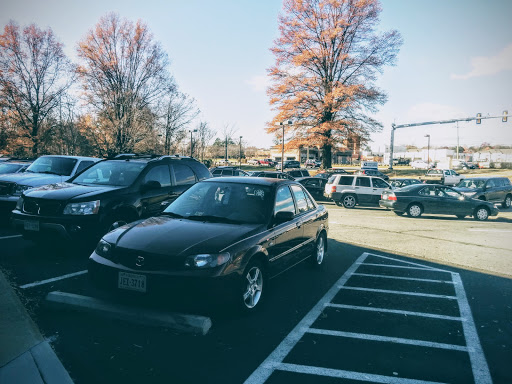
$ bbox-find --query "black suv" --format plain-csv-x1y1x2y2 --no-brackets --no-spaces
454,177,512,208
275,160,301,170
210,166,249,177
11,154,211,242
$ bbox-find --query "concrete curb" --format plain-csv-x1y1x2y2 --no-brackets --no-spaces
45,291,212,335
0,271,73,384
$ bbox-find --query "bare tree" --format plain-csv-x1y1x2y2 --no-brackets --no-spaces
158,87,199,155
0,21,73,156
76,13,171,155
195,121,216,162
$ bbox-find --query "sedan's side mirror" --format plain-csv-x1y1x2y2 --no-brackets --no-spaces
142,180,161,191
274,211,294,224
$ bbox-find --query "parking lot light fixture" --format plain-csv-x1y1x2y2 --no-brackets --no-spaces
239,136,243,168
275,120,293,171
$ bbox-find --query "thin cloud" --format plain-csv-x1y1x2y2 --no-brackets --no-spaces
245,75,271,92
451,43,512,80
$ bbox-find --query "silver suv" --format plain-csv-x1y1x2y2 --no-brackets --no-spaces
324,174,391,208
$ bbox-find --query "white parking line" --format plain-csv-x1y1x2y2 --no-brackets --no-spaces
468,228,512,233
352,272,454,284
245,252,492,384
19,270,88,289
0,235,22,240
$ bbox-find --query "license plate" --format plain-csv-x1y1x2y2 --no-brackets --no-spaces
24,220,39,231
118,272,146,292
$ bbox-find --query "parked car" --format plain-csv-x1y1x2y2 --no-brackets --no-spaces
410,160,432,169
88,177,328,312
380,183,499,221
258,158,275,167
0,159,32,175
324,174,392,208
11,154,211,242
275,160,300,170
247,159,260,165
354,168,390,181
296,176,328,200
215,159,231,166
284,168,310,178
389,178,422,189
304,159,322,168
314,168,349,179
451,160,474,170
248,171,295,180
210,166,249,177
0,155,99,215
418,169,464,186
453,177,512,208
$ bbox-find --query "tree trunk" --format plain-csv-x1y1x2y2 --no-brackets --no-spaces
322,144,332,169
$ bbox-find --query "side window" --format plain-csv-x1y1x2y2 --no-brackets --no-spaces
419,186,436,196
76,160,95,174
356,177,371,187
305,191,316,210
274,186,295,215
291,185,309,213
188,161,211,181
434,187,448,197
144,165,171,187
221,170,234,176
173,163,196,186
305,179,320,187
212,169,222,176
339,176,355,185
486,179,496,188
372,178,389,188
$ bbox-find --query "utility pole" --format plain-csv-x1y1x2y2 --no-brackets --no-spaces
189,129,197,158
275,120,293,171
388,112,509,169
239,136,243,168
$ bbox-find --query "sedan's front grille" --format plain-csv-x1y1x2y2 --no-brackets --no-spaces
0,182,13,196
114,248,183,271
22,198,62,216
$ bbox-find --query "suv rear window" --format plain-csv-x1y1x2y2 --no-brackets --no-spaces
173,163,196,185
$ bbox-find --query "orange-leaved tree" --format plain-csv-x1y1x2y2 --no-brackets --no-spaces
76,13,172,156
0,21,73,156
267,0,402,168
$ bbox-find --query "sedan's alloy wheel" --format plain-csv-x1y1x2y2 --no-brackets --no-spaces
503,195,512,209
311,235,326,266
243,264,264,309
474,207,489,221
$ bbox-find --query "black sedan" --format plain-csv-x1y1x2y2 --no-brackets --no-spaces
296,176,328,200
89,177,328,312
379,183,499,221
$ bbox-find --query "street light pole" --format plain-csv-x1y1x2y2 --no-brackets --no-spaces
425,134,430,166
275,120,293,171
239,136,243,168
189,129,197,157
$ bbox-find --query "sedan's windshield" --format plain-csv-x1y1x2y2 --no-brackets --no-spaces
0,163,23,174
165,181,273,224
26,156,77,176
72,160,146,186
456,179,486,189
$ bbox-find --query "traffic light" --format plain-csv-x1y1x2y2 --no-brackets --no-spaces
476,113,482,124
503,110,508,123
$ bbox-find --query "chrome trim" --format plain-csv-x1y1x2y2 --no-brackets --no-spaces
269,237,315,263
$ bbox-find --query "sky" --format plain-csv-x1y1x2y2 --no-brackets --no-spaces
1,0,511,152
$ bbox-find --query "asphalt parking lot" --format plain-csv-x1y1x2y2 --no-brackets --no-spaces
1,202,511,383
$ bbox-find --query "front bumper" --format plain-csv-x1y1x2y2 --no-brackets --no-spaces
11,209,102,240
88,253,239,300
0,196,18,214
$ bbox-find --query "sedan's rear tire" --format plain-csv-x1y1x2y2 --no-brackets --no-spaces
474,207,489,221
394,211,404,216
309,233,326,267
335,200,343,207
503,195,512,209
342,194,357,209
239,260,265,312
407,204,422,218
456,215,466,219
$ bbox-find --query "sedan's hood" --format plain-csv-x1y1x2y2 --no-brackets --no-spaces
107,216,264,256
24,182,122,201
0,172,68,186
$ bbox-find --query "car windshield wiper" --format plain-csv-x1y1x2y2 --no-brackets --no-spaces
186,215,239,224
161,212,185,219
38,170,62,175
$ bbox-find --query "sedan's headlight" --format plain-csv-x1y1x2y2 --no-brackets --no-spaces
184,253,230,268
13,184,32,196
95,239,113,258
15,197,24,211
63,200,100,215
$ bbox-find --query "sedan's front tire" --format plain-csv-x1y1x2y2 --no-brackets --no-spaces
240,260,265,312
474,207,489,221
407,204,422,218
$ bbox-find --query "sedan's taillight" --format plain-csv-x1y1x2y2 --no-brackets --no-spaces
382,192,397,201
